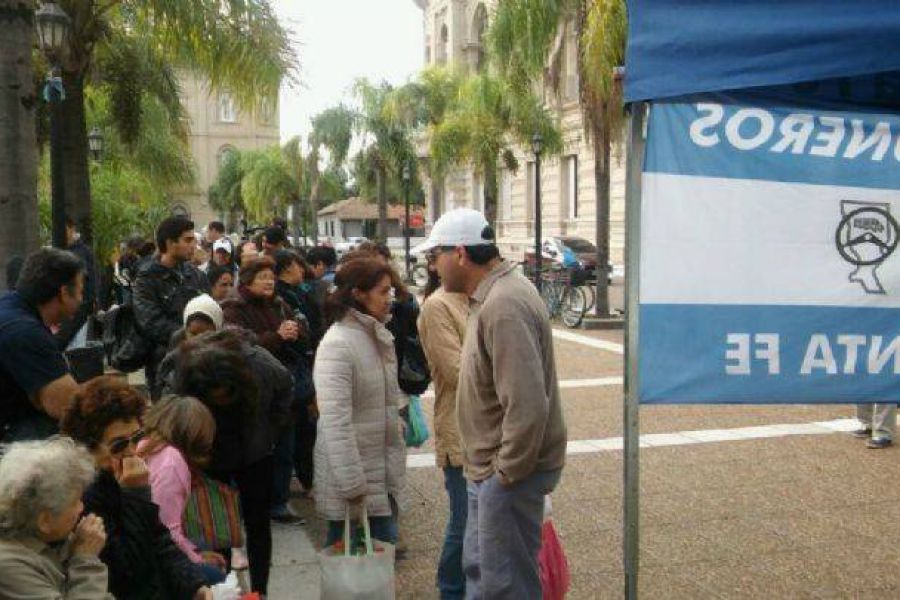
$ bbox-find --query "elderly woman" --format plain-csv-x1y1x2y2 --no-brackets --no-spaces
0,436,111,599
61,377,211,600
222,255,304,523
314,257,407,546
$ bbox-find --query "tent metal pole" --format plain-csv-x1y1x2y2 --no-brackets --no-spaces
623,101,646,600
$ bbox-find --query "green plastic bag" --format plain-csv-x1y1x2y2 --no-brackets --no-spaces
404,395,430,448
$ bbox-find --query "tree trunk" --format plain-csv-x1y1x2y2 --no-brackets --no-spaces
59,70,92,243
376,166,388,242
483,160,498,229
309,172,321,244
0,0,41,289
592,116,612,317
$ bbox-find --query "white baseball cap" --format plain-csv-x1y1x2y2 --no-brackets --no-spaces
212,239,233,254
412,208,494,254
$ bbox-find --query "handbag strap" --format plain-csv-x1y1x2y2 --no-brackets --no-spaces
343,504,375,556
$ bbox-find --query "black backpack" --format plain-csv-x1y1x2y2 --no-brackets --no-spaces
398,334,431,395
390,297,432,395
102,303,152,373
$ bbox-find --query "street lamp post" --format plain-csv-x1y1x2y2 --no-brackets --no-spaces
532,133,544,292
35,1,71,249
402,163,413,284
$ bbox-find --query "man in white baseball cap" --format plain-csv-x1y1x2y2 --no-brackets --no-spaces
423,208,567,599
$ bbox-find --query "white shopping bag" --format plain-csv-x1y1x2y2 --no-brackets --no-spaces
318,505,395,600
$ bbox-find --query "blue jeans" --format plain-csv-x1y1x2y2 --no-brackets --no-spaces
271,426,295,513
463,469,562,600
437,466,468,600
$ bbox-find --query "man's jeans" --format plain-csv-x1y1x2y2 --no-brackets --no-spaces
463,468,562,600
437,466,468,599
271,427,295,513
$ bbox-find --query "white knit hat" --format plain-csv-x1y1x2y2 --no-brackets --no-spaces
183,294,224,331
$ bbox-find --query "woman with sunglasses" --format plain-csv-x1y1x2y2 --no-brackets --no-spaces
61,377,212,600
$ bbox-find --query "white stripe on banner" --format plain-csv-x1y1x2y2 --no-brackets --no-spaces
405,418,859,469
641,172,900,306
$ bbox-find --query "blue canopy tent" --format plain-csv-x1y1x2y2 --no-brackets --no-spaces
620,2,900,597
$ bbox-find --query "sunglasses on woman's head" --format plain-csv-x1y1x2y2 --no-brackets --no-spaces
106,429,145,455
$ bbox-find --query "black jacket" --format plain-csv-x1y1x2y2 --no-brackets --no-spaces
275,280,324,361
132,258,208,367
82,470,206,600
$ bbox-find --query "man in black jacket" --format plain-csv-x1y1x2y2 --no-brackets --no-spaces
133,217,208,399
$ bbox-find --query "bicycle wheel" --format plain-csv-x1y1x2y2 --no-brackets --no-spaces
561,286,587,328
580,283,596,313
541,281,559,319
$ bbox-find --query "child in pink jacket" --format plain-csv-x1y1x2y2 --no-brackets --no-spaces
138,395,227,585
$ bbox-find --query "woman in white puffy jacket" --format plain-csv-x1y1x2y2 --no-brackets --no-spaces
313,257,407,546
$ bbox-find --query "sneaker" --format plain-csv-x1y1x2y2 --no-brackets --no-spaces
852,427,873,439
270,506,307,525
867,437,893,449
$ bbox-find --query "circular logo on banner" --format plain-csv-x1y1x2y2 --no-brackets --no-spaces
835,206,899,267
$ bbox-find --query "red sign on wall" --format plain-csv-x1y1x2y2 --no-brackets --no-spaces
408,213,424,228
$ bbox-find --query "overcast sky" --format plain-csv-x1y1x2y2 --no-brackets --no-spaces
274,0,425,144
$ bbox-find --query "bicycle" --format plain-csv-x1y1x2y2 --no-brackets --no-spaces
539,265,588,328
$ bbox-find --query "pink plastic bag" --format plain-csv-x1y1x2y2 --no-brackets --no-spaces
538,519,570,600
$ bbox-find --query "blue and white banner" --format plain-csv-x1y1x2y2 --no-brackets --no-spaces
640,94,900,404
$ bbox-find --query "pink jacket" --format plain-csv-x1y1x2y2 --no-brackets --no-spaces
138,441,202,564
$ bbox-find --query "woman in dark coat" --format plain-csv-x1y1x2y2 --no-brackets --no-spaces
61,377,210,600
222,256,305,523
173,329,292,595
273,250,324,496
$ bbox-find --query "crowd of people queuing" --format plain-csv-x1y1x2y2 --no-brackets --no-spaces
0,208,568,599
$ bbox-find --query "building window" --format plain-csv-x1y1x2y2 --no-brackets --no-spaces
218,91,237,123
171,204,190,218
217,145,237,171
259,97,275,125
472,4,488,72
500,169,513,220
562,155,578,219
437,24,449,65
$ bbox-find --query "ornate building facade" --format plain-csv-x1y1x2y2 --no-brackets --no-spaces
173,72,281,226
412,0,625,264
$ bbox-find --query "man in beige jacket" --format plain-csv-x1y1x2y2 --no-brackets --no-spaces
418,262,469,599
415,208,567,600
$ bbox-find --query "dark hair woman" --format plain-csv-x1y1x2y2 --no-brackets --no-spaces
315,258,406,547
222,256,305,523
138,395,225,585
206,264,236,303
61,377,210,600
173,329,292,596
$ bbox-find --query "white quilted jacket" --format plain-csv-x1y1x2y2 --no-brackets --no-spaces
312,309,407,520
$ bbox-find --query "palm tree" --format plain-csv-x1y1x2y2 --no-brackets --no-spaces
353,79,417,241
49,0,297,243
428,71,562,226
489,0,626,318
307,106,354,242
0,0,41,282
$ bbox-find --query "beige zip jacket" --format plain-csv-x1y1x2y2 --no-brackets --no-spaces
417,288,469,468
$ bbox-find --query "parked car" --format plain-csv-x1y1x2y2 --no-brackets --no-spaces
334,236,368,257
